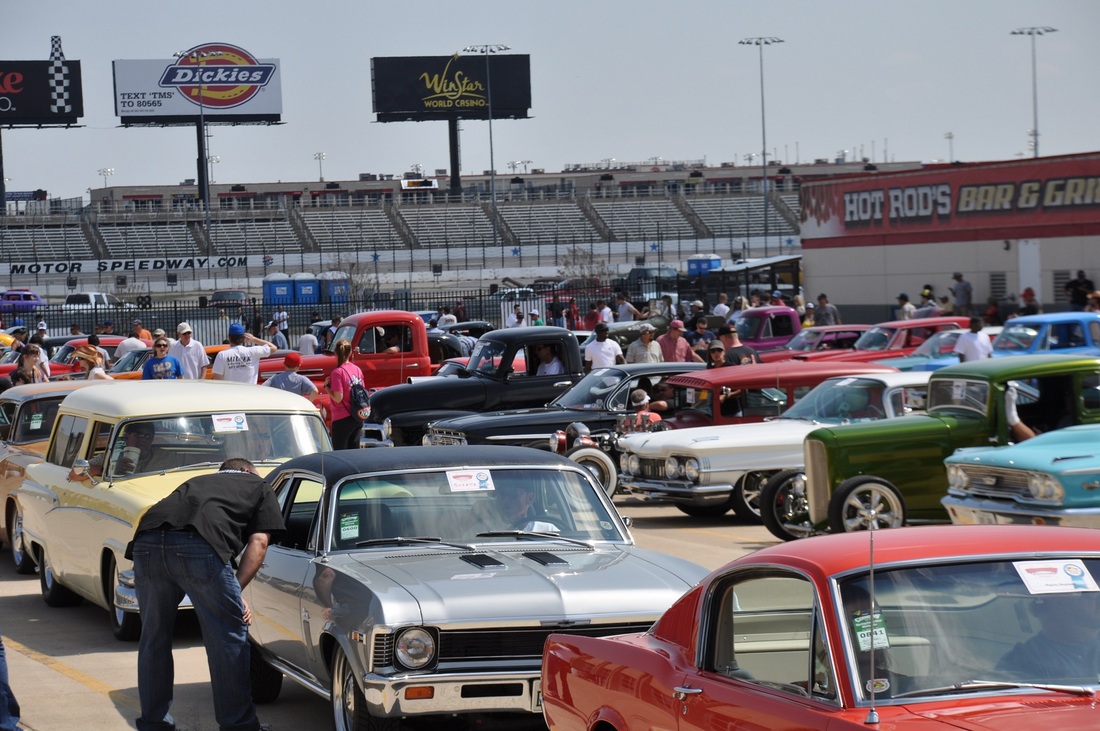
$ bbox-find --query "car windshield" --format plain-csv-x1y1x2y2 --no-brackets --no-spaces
109,348,149,373
674,384,787,419
10,396,65,443
779,377,891,424
106,412,328,479
0,350,19,365
994,323,1044,353
853,326,898,351
735,316,762,340
50,344,76,364
466,339,509,376
328,466,623,549
928,378,989,415
837,558,1100,701
909,330,961,358
551,367,631,410
780,329,824,352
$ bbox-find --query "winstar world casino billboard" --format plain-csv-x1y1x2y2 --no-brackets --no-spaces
112,42,281,125
371,54,531,122
800,152,1100,248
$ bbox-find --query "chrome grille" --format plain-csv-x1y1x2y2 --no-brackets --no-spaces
637,458,666,479
960,466,1031,500
424,429,468,446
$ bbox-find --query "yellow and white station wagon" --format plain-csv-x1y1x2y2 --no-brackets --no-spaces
17,381,330,639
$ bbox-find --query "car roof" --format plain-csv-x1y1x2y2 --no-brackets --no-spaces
480,325,575,344
934,353,1100,380
871,315,970,328
274,445,581,484
823,370,932,387
1004,312,1100,325
58,381,320,418
669,361,897,389
800,324,871,333
0,380,102,405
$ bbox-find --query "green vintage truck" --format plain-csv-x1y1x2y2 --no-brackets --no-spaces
773,354,1100,539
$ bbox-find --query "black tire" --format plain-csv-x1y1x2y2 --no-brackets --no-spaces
675,502,731,518
7,502,35,575
729,471,773,523
332,647,399,731
108,555,142,641
39,547,82,608
761,469,815,542
567,446,617,497
250,641,284,704
827,476,907,533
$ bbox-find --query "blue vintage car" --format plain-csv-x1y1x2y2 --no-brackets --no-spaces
943,422,1100,527
874,326,1002,371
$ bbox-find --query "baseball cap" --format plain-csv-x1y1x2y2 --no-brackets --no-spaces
36,321,47,330
228,323,246,336
717,325,733,336
630,389,650,407
267,320,278,328
594,322,609,332
177,322,193,334
691,300,704,308
772,290,782,297
529,309,540,316
132,319,143,325
102,319,113,327
708,341,725,351
1078,270,1087,278
669,319,685,330
284,352,302,368
897,293,909,300
638,323,657,333
806,302,815,309
152,329,166,338
1022,287,1036,297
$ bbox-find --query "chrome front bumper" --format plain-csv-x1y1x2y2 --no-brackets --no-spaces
621,476,734,506
942,495,1100,529
363,671,542,717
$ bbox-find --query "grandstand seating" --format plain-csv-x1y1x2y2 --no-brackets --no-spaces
0,224,94,260
300,207,402,251
395,203,495,247
99,223,197,258
498,200,599,245
589,198,697,241
209,217,301,255
688,195,797,239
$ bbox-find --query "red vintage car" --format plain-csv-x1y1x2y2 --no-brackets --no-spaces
793,316,969,363
758,324,872,362
543,524,1100,731
0,335,132,380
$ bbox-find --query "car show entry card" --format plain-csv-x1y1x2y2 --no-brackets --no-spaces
1013,559,1099,594
852,610,890,652
446,470,496,492
211,413,249,432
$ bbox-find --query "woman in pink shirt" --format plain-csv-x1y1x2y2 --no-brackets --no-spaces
325,339,366,450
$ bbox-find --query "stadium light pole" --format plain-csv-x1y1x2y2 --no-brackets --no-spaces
208,155,220,184
1011,26,1057,158
174,49,223,250
98,167,114,190
463,44,510,246
314,151,326,182
739,36,783,258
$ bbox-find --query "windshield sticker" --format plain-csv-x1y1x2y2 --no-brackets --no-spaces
1013,560,1099,594
852,610,890,653
211,413,248,432
951,381,965,401
29,413,44,430
686,388,697,405
865,678,891,694
446,469,495,492
339,512,359,541
833,378,856,387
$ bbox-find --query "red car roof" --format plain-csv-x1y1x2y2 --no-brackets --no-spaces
667,360,896,390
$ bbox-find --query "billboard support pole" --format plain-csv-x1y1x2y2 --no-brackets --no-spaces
448,118,462,194
0,127,6,217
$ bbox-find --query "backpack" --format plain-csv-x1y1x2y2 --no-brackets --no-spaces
348,374,371,422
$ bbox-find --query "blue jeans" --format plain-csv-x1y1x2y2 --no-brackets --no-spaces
0,634,19,731
132,531,262,731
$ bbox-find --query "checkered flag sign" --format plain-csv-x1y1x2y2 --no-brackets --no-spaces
49,35,72,115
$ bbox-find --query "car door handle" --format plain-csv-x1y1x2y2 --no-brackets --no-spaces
673,686,703,700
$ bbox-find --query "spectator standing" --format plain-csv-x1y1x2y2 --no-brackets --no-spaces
814,294,842,326
127,459,282,731
914,288,939,318
321,315,343,351
264,352,318,402
453,299,468,322
529,309,545,326
1017,287,1042,317
68,323,82,336
168,323,207,379
705,340,727,369
982,296,1005,326
597,299,613,324
615,294,643,323
801,302,815,328
565,299,580,330
1065,270,1095,311
101,319,116,335
953,317,994,362
1088,291,1100,313
131,319,153,340
9,345,46,386
72,345,113,380
583,323,625,372
657,320,703,363
273,304,289,335
211,323,277,384
87,333,111,369
896,293,916,320
298,326,319,356
505,304,523,328
326,339,365,449
142,338,184,380
438,306,458,326
712,293,730,319
625,323,663,363
582,303,601,331
266,321,289,350
685,300,707,330
654,294,676,320
717,325,761,365
684,317,716,358
0,631,19,731
950,272,973,316
114,332,147,364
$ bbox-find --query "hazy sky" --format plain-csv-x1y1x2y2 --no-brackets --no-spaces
6,0,1100,200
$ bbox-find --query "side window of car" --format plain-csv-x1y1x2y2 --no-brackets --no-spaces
1079,374,1100,413
772,315,795,338
706,573,824,698
46,414,89,467
88,422,113,465
276,476,324,551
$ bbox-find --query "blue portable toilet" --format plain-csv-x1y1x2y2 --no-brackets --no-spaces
318,271,350,305
262,273,293,306
686,254,721,276
291,272,319,306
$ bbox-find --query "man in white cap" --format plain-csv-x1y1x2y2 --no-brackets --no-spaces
625,323,663,363
212,323,276,384
529,309,545,326
169,322,207,379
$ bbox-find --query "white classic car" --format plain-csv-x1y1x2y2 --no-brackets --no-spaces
617,371,931,535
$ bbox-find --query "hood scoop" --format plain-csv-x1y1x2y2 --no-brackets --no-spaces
523,551,570,566
461,554,505,569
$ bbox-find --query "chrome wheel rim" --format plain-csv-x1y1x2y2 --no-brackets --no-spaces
842,485,904,531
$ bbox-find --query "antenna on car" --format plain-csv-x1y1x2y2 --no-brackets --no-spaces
864,525,879,725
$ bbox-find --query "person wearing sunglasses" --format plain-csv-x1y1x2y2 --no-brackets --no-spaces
70,422,161,481
142,339,183,380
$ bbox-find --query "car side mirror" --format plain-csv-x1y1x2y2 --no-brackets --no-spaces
71,459,90,477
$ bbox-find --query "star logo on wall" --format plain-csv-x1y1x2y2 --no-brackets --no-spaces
511,247,521,256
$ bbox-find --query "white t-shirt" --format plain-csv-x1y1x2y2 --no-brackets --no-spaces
537,357,565,376
298,332,319,355
113,336,146,363
273,308,289,332
584,338,623,368
212,344,271,384
599,306,614,323
168,337,207,379
953,331,993,362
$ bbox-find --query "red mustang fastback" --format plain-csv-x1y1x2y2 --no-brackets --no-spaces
543,525,1100,730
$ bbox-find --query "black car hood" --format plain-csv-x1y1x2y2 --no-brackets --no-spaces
430,406,614,439
368,375,491,419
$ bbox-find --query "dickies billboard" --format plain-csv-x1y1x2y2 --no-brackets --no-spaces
371,54,531,122
112,42,282,125
800,153,1100,247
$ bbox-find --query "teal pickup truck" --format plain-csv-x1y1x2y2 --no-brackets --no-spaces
782,354,1100,539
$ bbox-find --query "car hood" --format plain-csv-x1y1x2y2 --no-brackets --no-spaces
369,376,491,418
340,544,703,624
904,696,1100,730
948,424,1100,473
430,406,608,434
621,419,818,457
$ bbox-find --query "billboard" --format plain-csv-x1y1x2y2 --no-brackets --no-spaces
800,153,1100,248
112,42,282,125
372,54,531,122
0,60,83,126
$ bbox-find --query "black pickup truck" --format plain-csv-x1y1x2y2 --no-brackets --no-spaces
361,326,585,446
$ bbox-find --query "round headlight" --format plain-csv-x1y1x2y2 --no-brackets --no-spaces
1027,473,1064,502
683,458,701,482
665,456,681,480
381,418,393,440
623,453,640,475
946,464,969,490
548,432,566,453
395,628,436,669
